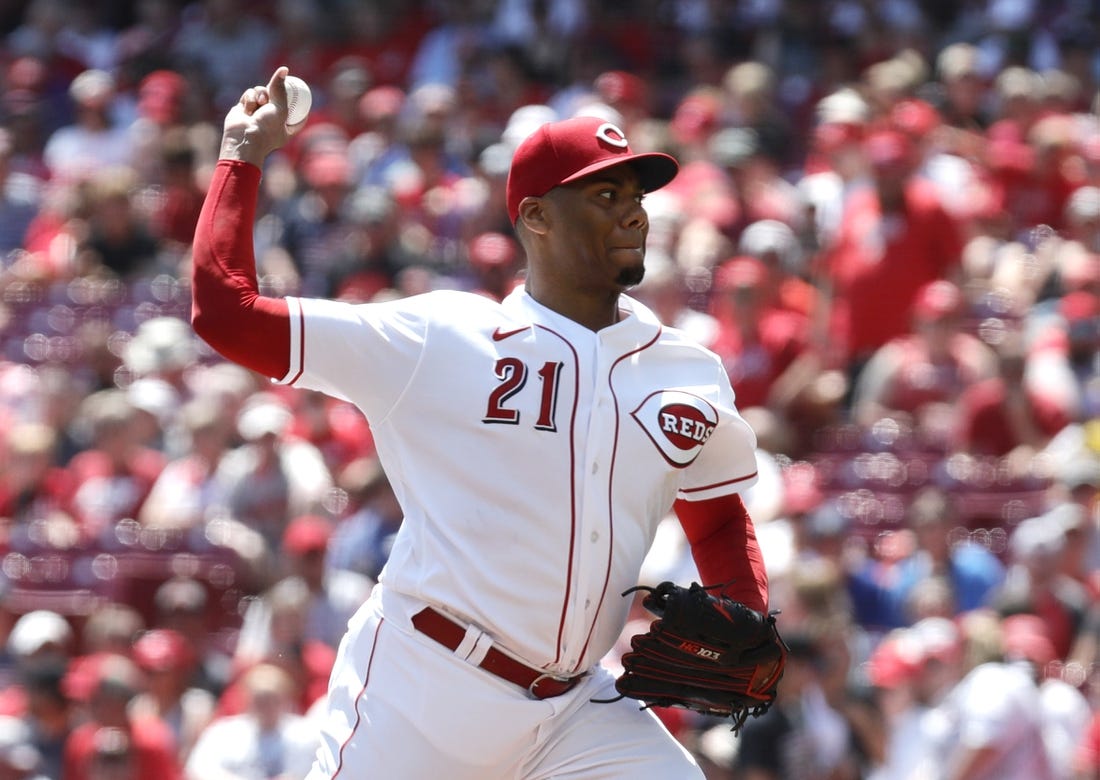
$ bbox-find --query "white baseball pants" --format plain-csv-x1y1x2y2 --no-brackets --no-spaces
305,586,703,779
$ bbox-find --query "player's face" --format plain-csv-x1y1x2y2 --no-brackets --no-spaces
548,166,650,291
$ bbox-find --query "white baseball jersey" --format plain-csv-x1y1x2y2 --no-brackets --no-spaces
278,286,759,676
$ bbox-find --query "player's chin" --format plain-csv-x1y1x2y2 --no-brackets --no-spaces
615,264,646,288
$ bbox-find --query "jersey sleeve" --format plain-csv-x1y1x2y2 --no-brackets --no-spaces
279,294,434,422
677,361,759,501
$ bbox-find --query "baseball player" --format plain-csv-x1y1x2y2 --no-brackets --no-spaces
192,67,770,779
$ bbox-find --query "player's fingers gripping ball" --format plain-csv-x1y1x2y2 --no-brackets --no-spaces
598,581,787,734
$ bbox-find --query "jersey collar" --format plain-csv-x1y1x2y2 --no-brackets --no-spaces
503,288,662,348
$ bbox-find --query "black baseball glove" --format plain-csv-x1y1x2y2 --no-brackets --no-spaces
599,581,787,733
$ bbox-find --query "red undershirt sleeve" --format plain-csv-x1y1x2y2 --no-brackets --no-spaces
673,493,768,613
191,159,291,379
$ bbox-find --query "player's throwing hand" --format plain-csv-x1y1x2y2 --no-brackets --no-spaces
220,66,303,167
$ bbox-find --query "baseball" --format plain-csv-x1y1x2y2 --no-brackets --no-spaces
284,75,312,126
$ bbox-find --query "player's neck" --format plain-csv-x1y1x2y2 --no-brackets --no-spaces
525,283,621,332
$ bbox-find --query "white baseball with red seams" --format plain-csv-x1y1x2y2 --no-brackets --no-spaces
284,75,311,126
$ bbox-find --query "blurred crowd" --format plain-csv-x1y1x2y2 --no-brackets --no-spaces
0,0,1098,778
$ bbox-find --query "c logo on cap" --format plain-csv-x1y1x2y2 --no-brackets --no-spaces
595,122,629,148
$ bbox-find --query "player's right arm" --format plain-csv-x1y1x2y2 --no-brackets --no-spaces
191,67,300,379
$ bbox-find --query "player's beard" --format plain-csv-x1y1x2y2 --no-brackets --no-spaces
616,263,645,288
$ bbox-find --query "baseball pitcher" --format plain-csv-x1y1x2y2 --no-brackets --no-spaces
191,67,784,779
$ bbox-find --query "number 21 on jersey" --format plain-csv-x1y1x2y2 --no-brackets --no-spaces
483,358,564,432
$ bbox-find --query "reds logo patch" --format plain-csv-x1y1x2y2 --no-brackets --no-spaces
630,391,719,468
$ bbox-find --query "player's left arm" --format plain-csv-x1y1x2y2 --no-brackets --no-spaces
673,493,768,613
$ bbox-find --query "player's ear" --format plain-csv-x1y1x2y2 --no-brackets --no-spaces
517,197,549,235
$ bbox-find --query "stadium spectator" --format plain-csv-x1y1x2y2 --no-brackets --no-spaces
326,455,402,583
709,255,812,414
214,392,333,563
865,617,968,780
847,487,1005,632
850,279,998,430
631,253,718,348
797,87,871,255
994,512,1091,662
0,128,43,259
731,631,862,780
150,577,232,698
64,388,166,542
0,421,74,538
283,389,374,477
171,0,278,112
236,514,371,653
112,0,185,83
17,660,69,779
61,653,181,780
955,329,1070,459
463,230,522,302
80,603,144,659
138,395,234,532
259,139,358,297
144,127,207,252
224,575,334,718
335,1,428,89
129,628,215,766
737,217,816,318
75,166,160,280
720,61,797,172
928,611,1058,780
42,69,131,183
1001,613,1092,780
815,128,966,379
184,663,317,780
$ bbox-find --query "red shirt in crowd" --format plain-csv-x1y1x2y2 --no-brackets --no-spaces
956,376,1070,456
711,308,809,410
818,178,964,362
63,717,181,780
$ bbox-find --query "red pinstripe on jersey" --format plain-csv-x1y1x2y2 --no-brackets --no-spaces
678,472,759,495
532,324,581,668
574,327,661,670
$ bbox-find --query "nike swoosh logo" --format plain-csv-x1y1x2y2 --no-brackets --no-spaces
492,326,528,341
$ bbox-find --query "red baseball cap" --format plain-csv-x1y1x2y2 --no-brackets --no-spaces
138,70,186,124
468,232,517,268
912,279,964,321
1001,614,1057,667
867,632,921,689
506,116,678,224
283,514,334,555
864,129,914,169
891,98,941,138
714,256,769,291
132,629,194,673
594,70,647,107
1061,290,1100,322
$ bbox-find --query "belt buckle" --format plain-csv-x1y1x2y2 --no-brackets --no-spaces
527,671,575,699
